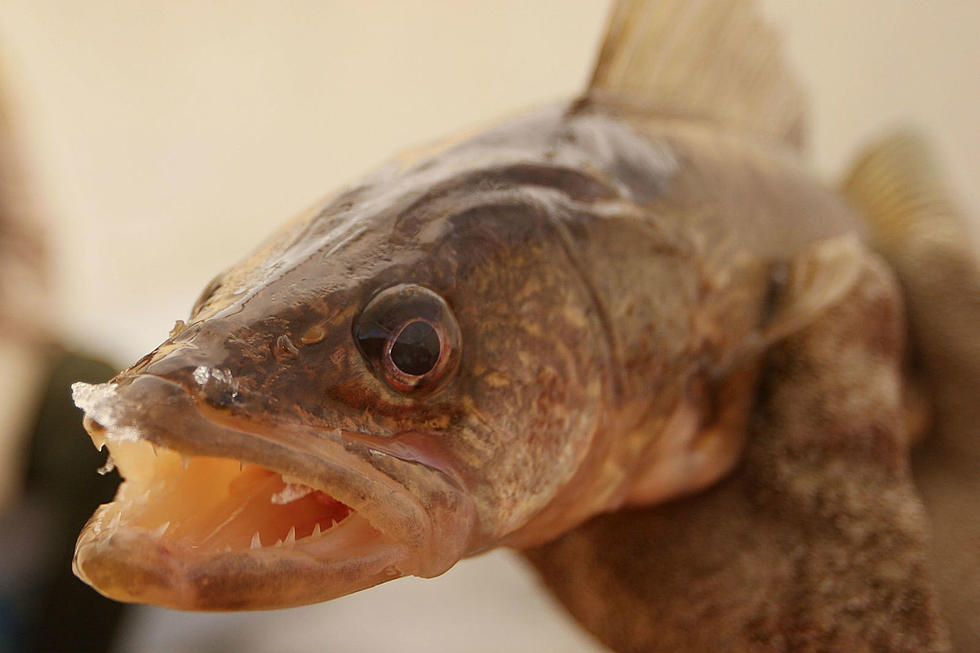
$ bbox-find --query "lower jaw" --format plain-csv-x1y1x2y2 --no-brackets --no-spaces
74,512,413,610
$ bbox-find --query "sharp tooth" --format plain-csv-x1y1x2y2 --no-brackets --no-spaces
285,527,296,544
150,444,159,457
239,461,246,472
97,454,116,476
274,539,283,547
250,532,262,549
153,521,170,537
181,454,192,470
312,523,322,538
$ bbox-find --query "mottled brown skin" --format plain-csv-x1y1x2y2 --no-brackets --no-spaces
524,250,952,652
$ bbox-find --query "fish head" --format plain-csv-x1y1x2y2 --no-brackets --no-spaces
72,128,620,610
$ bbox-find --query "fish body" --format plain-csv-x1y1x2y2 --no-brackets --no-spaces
71,2,970,646
73,102,858,607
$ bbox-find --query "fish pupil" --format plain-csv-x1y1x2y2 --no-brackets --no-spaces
390,320,440,376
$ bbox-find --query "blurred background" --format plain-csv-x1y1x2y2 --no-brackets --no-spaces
0,1,975,652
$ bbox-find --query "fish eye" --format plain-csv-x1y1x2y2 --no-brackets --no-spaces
389,320,440,375
353,284,461,394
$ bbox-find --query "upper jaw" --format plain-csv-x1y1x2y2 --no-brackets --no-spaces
72,373,477,610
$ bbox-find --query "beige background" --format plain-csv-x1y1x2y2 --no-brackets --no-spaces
0,2,976,652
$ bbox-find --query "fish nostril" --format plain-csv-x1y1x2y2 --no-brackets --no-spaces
274,334,301,360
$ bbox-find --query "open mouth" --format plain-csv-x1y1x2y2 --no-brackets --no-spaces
74,434,416,610
93,438,372,555
70,378,442,611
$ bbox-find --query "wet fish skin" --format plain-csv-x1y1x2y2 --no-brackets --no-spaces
74,94,866,609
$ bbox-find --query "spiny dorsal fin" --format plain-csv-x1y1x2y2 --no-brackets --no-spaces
586,0,807,150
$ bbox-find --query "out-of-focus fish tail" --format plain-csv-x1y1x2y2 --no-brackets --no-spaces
585,0,807,150
844,130,980,652
844,131,973,264
843,131,980,411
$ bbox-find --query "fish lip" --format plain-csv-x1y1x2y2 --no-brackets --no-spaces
72,373,477,608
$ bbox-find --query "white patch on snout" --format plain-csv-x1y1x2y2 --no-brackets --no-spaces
70,382,144,444
193,366,236,388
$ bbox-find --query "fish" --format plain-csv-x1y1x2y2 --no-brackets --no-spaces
70,1,974,648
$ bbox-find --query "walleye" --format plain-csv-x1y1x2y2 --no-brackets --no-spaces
72,1,973,649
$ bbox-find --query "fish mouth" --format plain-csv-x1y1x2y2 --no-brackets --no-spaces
72,374,475,611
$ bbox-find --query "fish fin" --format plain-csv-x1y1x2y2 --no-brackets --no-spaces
716,234,866,375
842,131,980,445
845,131,980,652
585,0,807,150
842,130,970,263
756,234,866,346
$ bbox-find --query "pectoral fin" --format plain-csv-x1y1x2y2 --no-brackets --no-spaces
709,233,867,379
756,234,865,346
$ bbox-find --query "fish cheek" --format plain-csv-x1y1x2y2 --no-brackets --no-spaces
451,271,605,538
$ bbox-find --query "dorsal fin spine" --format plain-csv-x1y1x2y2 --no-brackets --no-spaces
586,0,807,150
